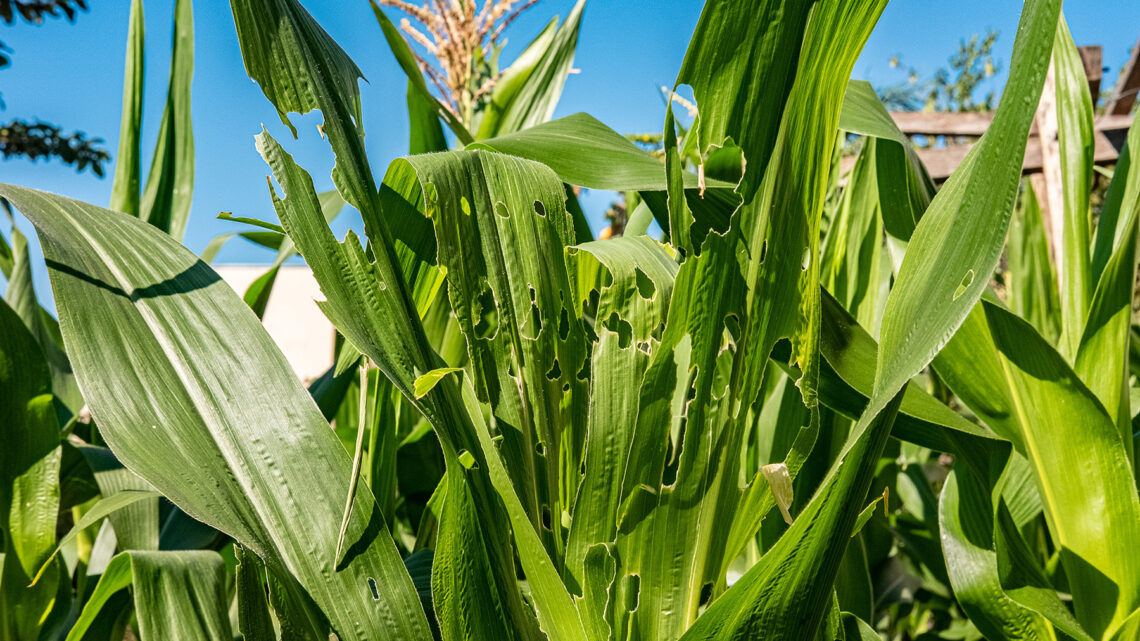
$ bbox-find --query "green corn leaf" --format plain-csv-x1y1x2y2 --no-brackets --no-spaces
406,149,591,559
664,104,693,255
1,184,433,640
564,236,677,596
474,0,585,139
110,0,144,217
940,459,1089,641
1075,118,1140,459
473,112,721,192
459,378,589,641
815,290,1005,457
66,550,231,641
432,452,533,641
258,135,544,637
678,391,905,641
674,0,812,200
872,0,1060,409
33,489,161,586
0,297,62,641
371,1,473,144
4,222,81,413
1052,15,1095,359
983,300,1140,637
139,0,194,241
413,367,463,399
241,189,345,319
841,613,881,641
1007,182,1061,341
838,80,935,240
1090,124,1139,282
822,138,887,335
408,79,448,155
235,545,275,641
76,446,159,552
731,0,885,415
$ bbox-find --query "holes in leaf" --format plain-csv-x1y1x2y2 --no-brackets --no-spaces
474,283,499,340
583,289,600,320
534,200,547,218
367,578,380,601
724,313,741,344
602,268,614,288
953,269,974,300
460,196,472,216
559,306,570,340
759,240,767,263
562,382,570,392
526,303,543,338
651,321,665,342
541,506,552,530
529,285,537,303
494,202,510,218
698,582,714,606
536,441,546,456
424,182,438,206
546,359,562,380
603,312,633,349
622,574,641,612
576,358,590,381
635,268,655,299
636,341,651,354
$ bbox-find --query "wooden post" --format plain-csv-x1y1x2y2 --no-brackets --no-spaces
1033,60,1064,279
1078,45,1103,99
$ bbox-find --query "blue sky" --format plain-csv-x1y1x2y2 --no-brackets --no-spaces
2,0,1138,306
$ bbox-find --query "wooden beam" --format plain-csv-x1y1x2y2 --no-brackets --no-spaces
1105,32,1140,115
884,111,1131,138
838,130,1124,182
888,111,994,137
1079,45,1103,98
911,130,1123,181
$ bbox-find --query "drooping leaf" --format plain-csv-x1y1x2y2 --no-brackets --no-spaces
940,461,1072,641
1,184,433,640
474,112,719,193
76,445,159,552
33,489,161,586
838,80,934,240
66,550,232,641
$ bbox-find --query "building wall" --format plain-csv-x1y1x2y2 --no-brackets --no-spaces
215,264,335,384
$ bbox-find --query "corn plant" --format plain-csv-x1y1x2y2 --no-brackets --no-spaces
2,0,1139,639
